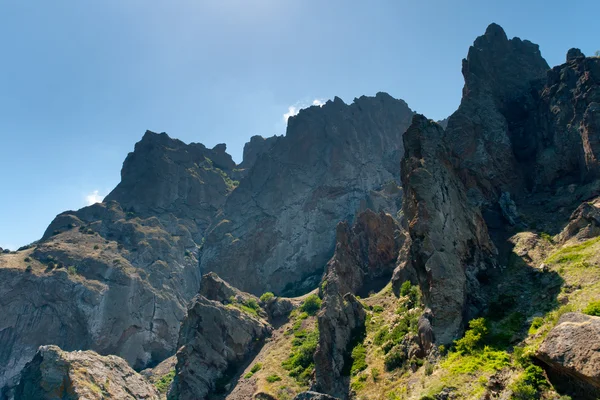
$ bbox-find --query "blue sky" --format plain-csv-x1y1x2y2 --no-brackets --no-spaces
1,0,599,250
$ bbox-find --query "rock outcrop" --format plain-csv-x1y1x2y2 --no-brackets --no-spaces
294,391,340,400
313,288,365,399
171,295,272,400
536,312,600,399
14,345,159,400
445,23,549,201
321,210,403,298
556,197,600,243
238,135,281,171
393,115,496,344
200,93,414,295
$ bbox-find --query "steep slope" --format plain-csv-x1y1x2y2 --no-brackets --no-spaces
0,132,239,391
200,93,414,295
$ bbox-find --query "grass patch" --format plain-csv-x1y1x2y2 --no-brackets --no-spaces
350,344,367,375
260,292,275,303
282,327,318,384
154,369,175,393
266,374,282,383
583,300,600,316
300,294,322,315
546,236,600,264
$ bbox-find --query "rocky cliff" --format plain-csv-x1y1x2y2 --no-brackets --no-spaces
200,93,413,295
15,345,159,399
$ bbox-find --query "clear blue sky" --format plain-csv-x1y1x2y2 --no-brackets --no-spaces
1,0,599,250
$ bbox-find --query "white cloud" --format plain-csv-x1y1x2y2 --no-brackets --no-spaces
283,98,326,122
85,190,104,206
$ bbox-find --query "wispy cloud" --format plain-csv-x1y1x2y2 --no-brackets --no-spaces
283,98,326,122
85,190,104,206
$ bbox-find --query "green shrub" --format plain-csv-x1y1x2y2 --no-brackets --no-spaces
424,360,434,376
282,328,319,384
245,298,260,310
374,326,389,346
529,317,545,334
371,367,380,382
540,232,554,243
67,266,78,275
260,292,275,303
266,374,282,383
384,345,406,371
350,344,367,375
250,363,262,373
583,300,600,316
455,318,487,354
154,369,175,393
300,294,322,316
24,257,31,262
372,305,384,313
244,372,254,379
399,281,412,297
510,364,547,399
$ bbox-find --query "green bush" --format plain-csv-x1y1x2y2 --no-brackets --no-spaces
372,305,384,313
24,257,31,262
300,294,322,315
266,374,282,383
350,344,367,375
282,328,319,384
455,318,487,354
510,364,547,399
260,292,275,303
583,300,600,316
250,363,262,373
384,345,406,371
245,298,260,310
529,316,544,334
154,369,175,393
244,372,254,379
373,326,389,346
371,367,380,382
67,266,78,275
399,281,412,297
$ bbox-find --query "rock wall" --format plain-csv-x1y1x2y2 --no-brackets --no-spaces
201,93,414,295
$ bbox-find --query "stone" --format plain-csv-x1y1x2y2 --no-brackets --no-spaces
566,48,585,61
557,197,600,243
14,345,159,399
536,312,600,399
171,295,272,400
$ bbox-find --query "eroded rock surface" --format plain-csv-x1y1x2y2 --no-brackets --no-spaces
393,115,496,344
171,295,272,400
200,93,414,295
15,345,159,400
536,312,600,399
321,209,403,298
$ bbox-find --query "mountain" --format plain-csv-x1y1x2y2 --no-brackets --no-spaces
3,22,600,400
0,93,412,394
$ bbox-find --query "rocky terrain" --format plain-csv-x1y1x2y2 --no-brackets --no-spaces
2,22,600,400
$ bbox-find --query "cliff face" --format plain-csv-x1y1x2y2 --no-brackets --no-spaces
393,115,496,344
200,93,414,295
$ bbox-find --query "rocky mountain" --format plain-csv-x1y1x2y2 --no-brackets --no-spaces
0,93,412,394
2,21,600,400
200,93,414,295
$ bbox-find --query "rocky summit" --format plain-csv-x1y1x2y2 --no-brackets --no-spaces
2,22,600,400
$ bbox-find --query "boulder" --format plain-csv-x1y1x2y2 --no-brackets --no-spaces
536,312,600,399
14,345,159,399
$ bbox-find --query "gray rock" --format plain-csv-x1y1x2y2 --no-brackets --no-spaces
393,115,496,344
498,192,519,225
15,345,159,399
200,93,414,295
294,391,340,400
171,295,272,400
536,312,600,399
313,285,365,399
321,209,403,298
